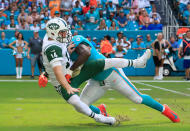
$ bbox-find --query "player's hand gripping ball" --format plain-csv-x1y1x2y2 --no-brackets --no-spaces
38,74,48,88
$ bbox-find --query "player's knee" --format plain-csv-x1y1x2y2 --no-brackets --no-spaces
67,95,80,106
130,96,143,104
141,94,152,105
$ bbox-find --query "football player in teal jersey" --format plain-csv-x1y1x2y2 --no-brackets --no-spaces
69,35,180,123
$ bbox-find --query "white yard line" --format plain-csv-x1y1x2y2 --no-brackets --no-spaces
135,82,190,97
0,80,189,82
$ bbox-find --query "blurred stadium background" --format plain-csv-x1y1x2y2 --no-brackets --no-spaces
0,0,190,131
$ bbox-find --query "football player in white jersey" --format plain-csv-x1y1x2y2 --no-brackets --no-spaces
42,18,117,125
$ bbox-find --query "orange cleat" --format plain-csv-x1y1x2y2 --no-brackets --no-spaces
162,104,180,123
97,104,109,117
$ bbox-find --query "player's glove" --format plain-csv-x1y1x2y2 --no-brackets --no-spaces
38,73,48,88
65,74,71,83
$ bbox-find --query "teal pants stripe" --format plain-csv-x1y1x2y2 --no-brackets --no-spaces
114,68,164,112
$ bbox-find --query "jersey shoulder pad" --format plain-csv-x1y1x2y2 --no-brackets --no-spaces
44,45,62,63
72,35,92,47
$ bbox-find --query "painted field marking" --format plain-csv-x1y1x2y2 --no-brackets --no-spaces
139,88,152,91
0,80,189,83
135,82,190,97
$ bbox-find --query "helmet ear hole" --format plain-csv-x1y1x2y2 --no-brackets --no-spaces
51,33,55,36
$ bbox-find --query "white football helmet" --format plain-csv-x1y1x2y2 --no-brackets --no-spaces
46,18,72,43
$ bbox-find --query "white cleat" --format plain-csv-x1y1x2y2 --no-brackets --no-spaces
95,114,116,125
133,49,151,68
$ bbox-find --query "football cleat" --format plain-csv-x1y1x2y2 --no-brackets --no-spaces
97,104,109,116
162,104,180,123
133,49,151,68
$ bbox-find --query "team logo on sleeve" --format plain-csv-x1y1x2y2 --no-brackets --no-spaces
48,23,60,30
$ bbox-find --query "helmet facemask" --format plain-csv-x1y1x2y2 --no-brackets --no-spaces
56,26,72,43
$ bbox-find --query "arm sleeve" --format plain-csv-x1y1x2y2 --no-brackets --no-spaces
44,45,63,65
70,43,91,71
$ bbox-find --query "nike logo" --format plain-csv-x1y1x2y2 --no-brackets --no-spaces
51,50,55,52
171,112,178,119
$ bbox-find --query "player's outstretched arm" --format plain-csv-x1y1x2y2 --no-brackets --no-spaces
70,44,91,71
53,65,80,94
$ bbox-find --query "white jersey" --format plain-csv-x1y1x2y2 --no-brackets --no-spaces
42,34,72,87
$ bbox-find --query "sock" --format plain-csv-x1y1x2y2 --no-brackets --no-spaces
16,67,19,77
20,67,23,77
159,67,163,78
67,95,92,116
104,58,133,70
141,94,164,112
89,105,101,114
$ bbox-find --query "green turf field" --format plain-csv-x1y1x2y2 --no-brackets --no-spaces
0,77,190,131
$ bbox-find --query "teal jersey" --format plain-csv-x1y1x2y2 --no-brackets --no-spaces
70,35,113,81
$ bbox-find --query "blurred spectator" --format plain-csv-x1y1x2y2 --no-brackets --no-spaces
85,6,99,30
9,32,30,79
169,36,179,50
126,38,134,49
117,10,127,30
0,0,9,11
18,19,30,30
49,0,61,17
107,0,117,15
74,20,84,30
98,8,106,19
40,17,49,30
178,30,190,81
96,18,108,30
148,18,163,30
18,9,29,25
121,0,131,14
0,23,6,30
54,11,60,18
106,12,118,29
90,0,98,8
114,32,127,58
72,0,84,8
183,3,190,25
149,7,161,23
9,30,19,44
109,21,119,30
152,33,170,80
28,9,40,24
7,18,19,30
73,30,78,36
127,9,137,21
86,35,91,41
131,0,139,14
178,0,189,13
72,0,83,20
82,1,90,14
145,34,153,48
0,32,9,49
100,35,113,57
139,9,150,26
29,30,43,79
30,20,40,31
63,12,73,25
91,37,97,48
71,15,78,29
0,10,6,26
110,37,116,46
132,35,146,50
60,0,72,16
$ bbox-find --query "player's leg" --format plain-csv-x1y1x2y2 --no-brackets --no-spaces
54,85,115,125
104,49,151,70
110,68,180,122
79,79,108,115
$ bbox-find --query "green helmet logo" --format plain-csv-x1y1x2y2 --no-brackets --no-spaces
48,23,60,30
